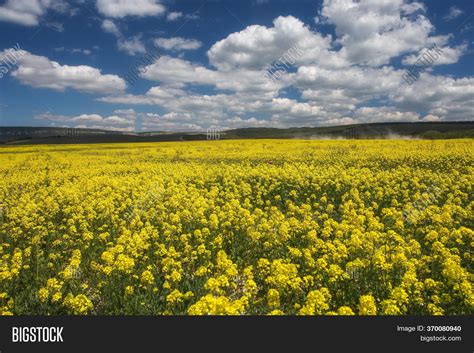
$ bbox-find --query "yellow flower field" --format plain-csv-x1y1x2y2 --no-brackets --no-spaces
0,139,472,315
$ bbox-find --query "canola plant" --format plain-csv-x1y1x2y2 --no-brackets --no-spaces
0,139,472,315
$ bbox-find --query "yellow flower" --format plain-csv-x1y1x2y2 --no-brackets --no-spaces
62,249,81,280
188,295,248,315
38,288,49,303
169,270,182,283
140,270,154,286
0,139,472,315
265,260,302,291
358,295,377,315
337,306,354,315
195,266,208,277
427,304,444,315
381,300,400,315
115,254,135,273
299,288,331,315
166,289,184,305
267,289,280,309
125,286,134,296
51,292,62,303
63,294,93,315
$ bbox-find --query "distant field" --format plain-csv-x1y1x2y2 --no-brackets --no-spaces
0,140,472,315
1,121,473,144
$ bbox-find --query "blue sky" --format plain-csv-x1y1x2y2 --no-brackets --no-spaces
0,0,473,131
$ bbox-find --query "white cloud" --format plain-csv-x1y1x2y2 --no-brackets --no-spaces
9,1,471,131
444,6,463,21
101,51,474,129
154,37,202,51
402,44,467,66
101,19,120,36
35,109,137,131
96,0,165,18
140,56,217,85
166,11,182,21
99,85,187,105
2,48,126,95
391,75,474,121
0,0,69,26
101,19,146,56
100,23,473,129
53,47,94,55
118,36,147,55
352,106,421,123
138,56,282,94
294,65,402,112
423,114,441,122
207,16,341,71
184,13,199,20
319,0,448,67
141,112,201,131
101,88,335,129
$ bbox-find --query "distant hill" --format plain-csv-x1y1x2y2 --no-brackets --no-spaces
224,122,474,139
0,122,472,145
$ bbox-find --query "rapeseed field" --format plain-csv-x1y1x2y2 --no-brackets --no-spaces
0,140,472,315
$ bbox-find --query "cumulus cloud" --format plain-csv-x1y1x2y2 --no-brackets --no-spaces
390,75,474,121
97,7,473,130
207,16,341,71
0,0,69,26
7,0,472,131
402,44,468,66
138,56,282,94
319,0,449,67
2,48,126,94
96,0,165,18
99,85,187,105
154,37,202,51
100,87,340,129
295,65,401,99
140,56,217,85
